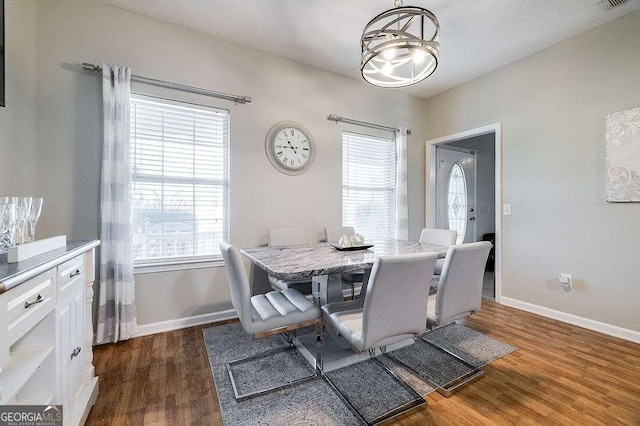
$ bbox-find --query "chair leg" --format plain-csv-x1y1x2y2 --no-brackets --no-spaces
315,321,323,375
385,331,484,397
317,325,425,425
369,357,427,424
321,369,369,425
420,334,484,396
283,329,297,345
320,355,426,425
227,342,319,402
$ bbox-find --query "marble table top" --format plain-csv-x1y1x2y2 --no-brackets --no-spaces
241,239,448,280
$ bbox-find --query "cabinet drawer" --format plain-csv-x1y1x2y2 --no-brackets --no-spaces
4,270,56,345
58,256,85,300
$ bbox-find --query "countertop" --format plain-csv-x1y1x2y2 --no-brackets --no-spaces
0,240,100,294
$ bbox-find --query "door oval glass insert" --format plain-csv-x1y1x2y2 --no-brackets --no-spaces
447,162,467,244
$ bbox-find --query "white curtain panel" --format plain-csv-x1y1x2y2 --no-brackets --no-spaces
95,64,138,344
395,128,409,240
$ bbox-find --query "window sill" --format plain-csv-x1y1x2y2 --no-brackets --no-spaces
134,258,225,275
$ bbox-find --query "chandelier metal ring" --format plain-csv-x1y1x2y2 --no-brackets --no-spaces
360,6,440,88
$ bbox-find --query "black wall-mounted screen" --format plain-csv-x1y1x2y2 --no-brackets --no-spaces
0,0,5,107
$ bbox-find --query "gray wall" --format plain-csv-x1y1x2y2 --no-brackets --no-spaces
447,134,496,241
424,11,640,332
0,0,36,195
32,0,427,325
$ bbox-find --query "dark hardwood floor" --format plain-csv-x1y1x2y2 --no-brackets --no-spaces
85,300,640,425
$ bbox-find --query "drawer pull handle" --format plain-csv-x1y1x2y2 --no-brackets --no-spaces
24,294,44,309
70,269,82,278
71,346,82,360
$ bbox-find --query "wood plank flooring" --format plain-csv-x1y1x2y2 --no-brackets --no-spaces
85,301,640,425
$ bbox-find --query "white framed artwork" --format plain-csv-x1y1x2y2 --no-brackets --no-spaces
606,107,640,202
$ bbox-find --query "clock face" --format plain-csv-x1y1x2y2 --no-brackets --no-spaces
265,122,316,175
273,127,311,169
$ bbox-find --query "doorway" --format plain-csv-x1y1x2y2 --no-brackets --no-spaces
426,124,502,301
435,146,477,244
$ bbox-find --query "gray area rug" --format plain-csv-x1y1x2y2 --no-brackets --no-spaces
229,347,315,396
324,359,422,424
386,340,476,387
376,354,436,396
203,323,361,426
423,323,516,367
203,322,515,425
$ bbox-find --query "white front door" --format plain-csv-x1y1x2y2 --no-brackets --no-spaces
435,146,477,244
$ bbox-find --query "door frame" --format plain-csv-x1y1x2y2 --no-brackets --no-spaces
425,123,503,302
434,145,478,243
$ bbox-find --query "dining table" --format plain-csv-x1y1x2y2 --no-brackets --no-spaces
241,238,449,306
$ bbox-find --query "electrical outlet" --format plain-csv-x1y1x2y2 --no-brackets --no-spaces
559,273,572,292
503,204,512,216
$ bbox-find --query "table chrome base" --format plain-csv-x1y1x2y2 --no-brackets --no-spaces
312,273,346,306
227,344,320,402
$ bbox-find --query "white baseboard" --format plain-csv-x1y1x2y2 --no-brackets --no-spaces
133,288,361,338
134,309,238,338
500,297,640,344
133,288,362,339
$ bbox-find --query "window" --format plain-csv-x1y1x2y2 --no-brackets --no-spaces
130,95,230,266
447,162,467,244
342,131,396,242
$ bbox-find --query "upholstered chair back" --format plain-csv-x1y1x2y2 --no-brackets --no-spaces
361,252,438,350
267,228,305,246
219,242,253,330
419,228,458,246
325,226,356,243
434,242,492,325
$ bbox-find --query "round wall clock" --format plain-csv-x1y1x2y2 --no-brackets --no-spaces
265,121,316,175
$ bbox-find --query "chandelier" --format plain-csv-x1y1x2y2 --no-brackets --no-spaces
360,0,440,88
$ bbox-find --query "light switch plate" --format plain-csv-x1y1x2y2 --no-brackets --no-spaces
503,204,512,216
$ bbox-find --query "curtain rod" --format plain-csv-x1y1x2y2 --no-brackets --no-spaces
327,114,411,135
82,63,252,105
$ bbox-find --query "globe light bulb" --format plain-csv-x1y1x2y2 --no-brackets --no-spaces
383,33,397,60
382,48,396,60
382,61,393,76
413,50,427,64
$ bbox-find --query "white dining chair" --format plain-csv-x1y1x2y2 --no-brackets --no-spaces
324,226,355,243
267,228,313,295
267,227,306,246
404,241,492,396
427,241,491,329
324,226,362,299
419,228,457,277
220,242,321,401
321,251,438,423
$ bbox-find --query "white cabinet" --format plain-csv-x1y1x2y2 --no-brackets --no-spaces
57,275,87,420
0,241,99,426
57,255,88,419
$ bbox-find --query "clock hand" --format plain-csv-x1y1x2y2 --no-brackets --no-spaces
287,140,297,154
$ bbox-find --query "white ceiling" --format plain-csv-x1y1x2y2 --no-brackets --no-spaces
102,0,639,99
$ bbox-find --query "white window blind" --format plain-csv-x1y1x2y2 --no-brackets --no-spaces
342,131,396,243
130,94,230,265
